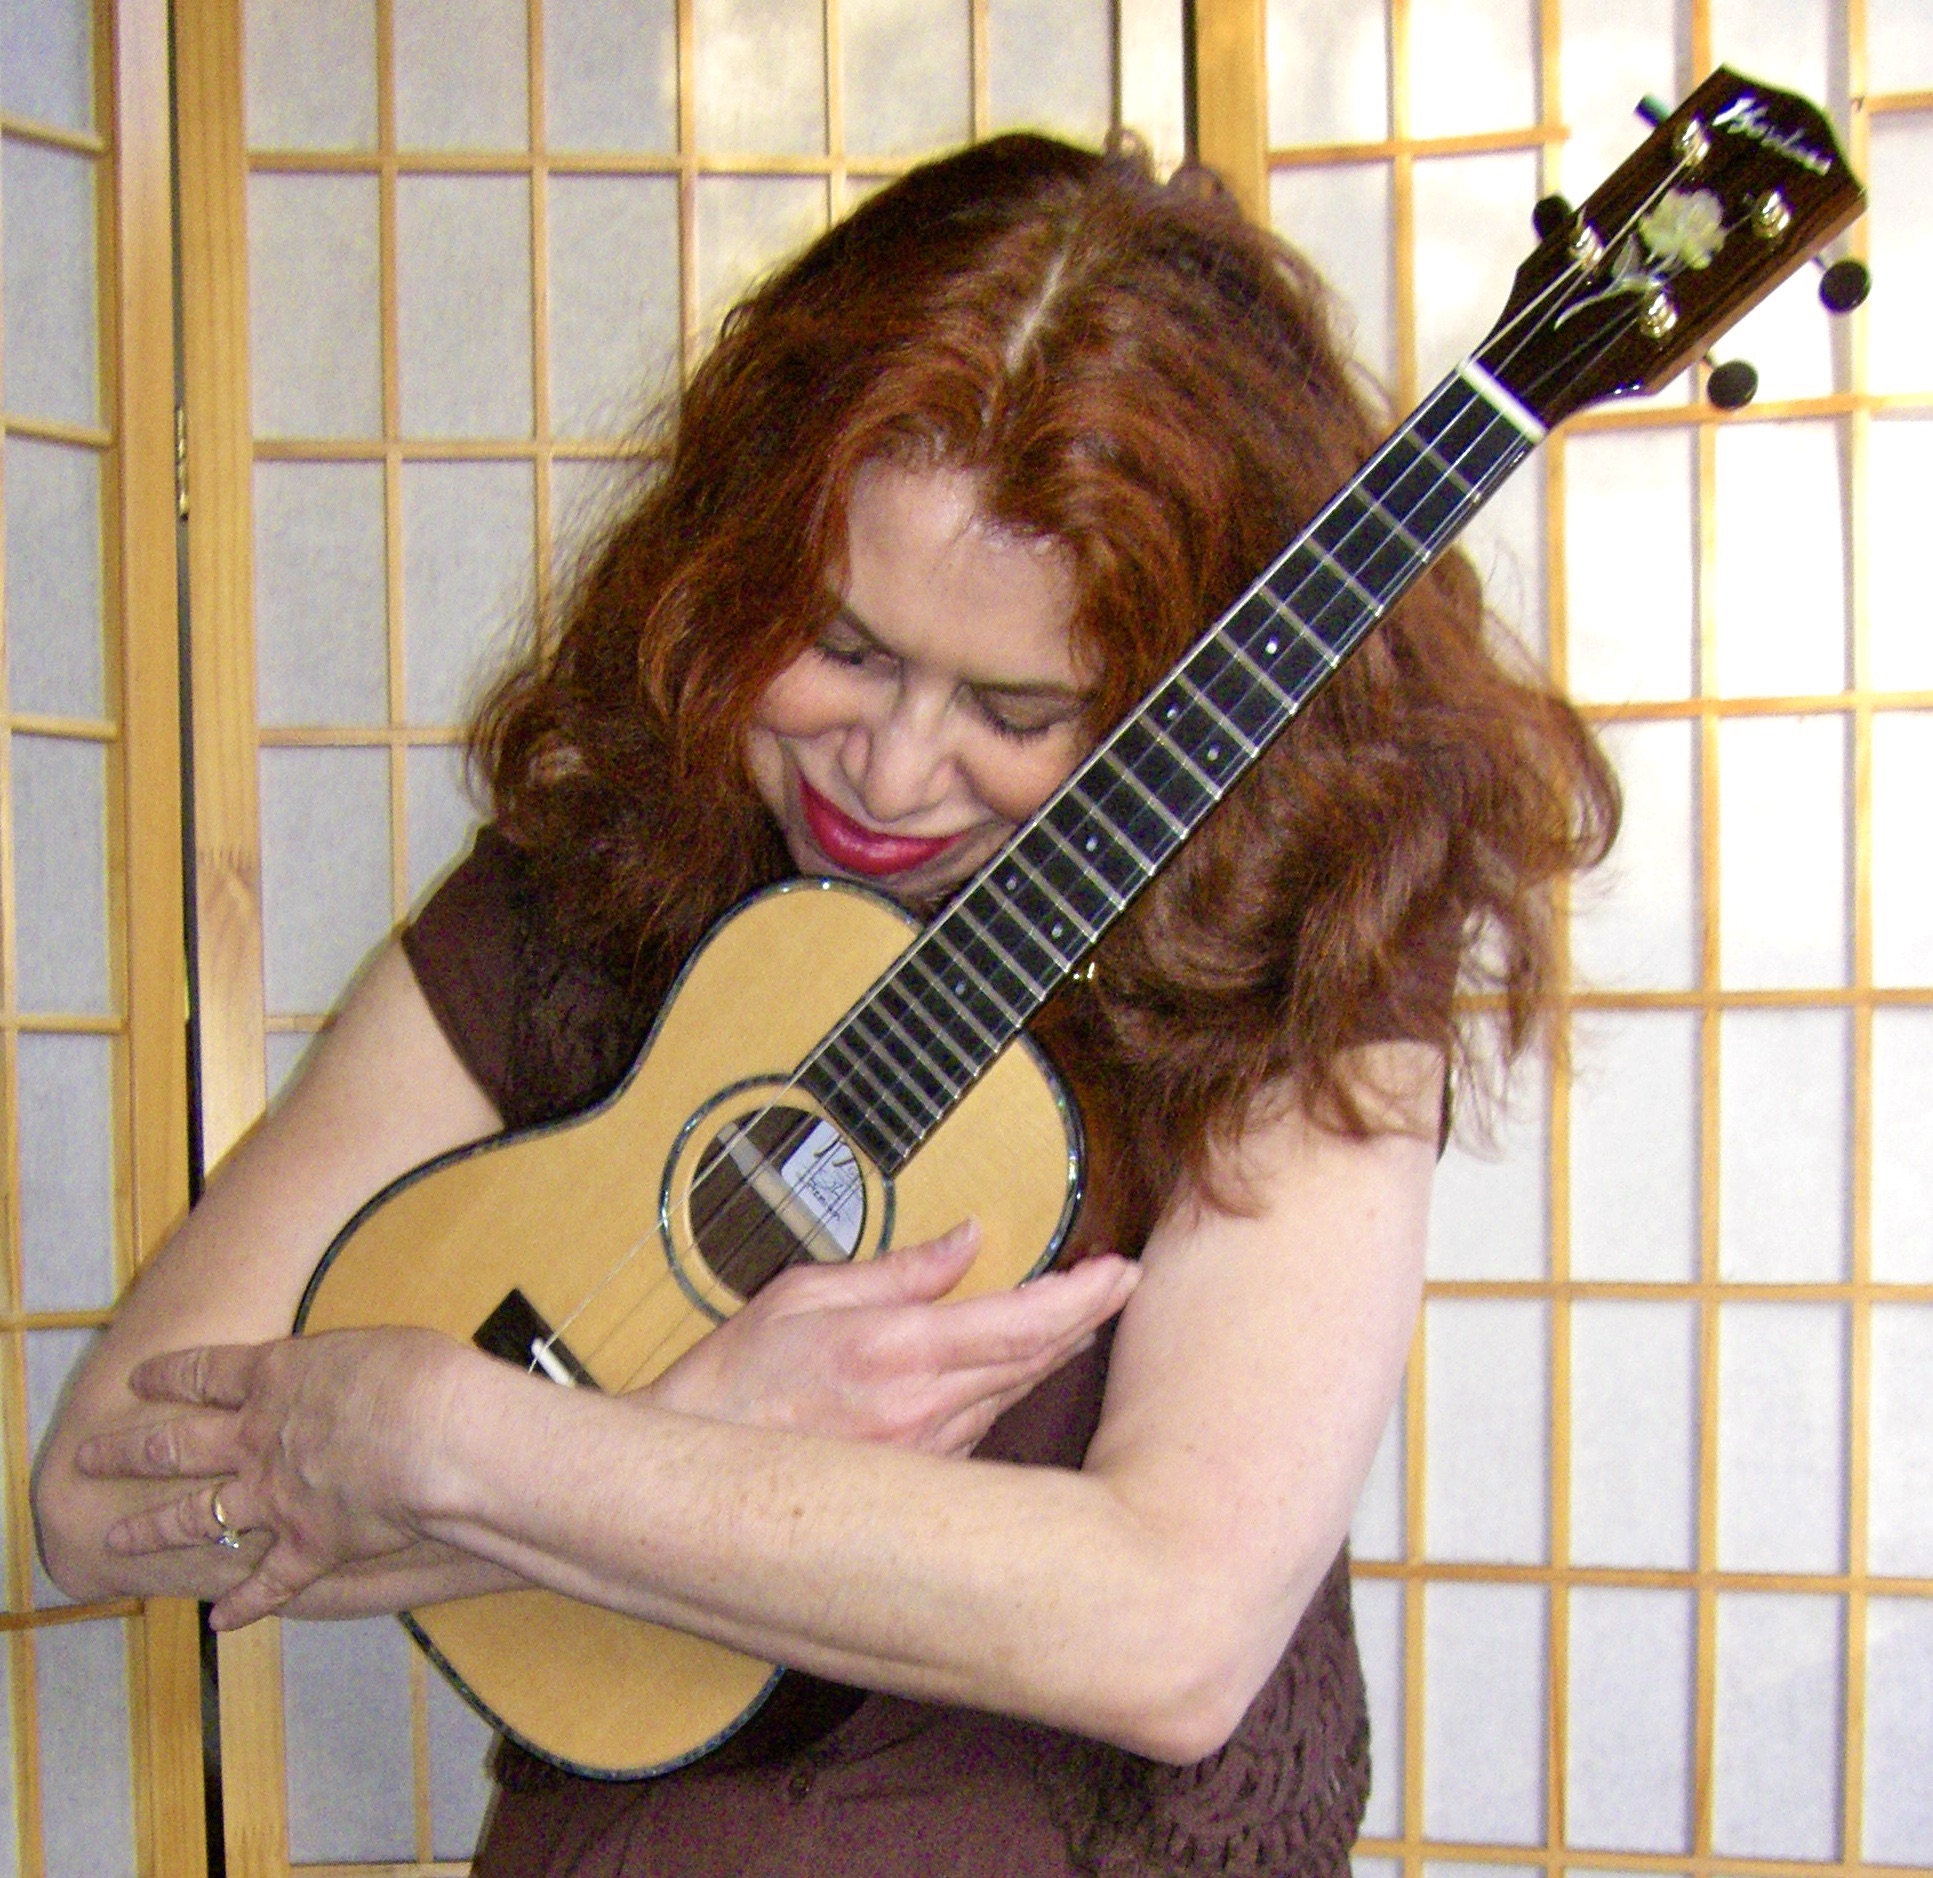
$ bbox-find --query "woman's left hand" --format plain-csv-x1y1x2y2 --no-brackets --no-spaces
75,1327,469,1629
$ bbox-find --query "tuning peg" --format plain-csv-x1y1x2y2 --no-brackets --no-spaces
1532,194,1573,242
1636,95,1671,128
1704,357,1759,410
1815,255,1871,313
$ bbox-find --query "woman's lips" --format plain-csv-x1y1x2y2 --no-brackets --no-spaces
798,777,965,878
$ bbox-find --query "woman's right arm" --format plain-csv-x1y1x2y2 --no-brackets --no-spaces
36,941,1134,1611
34,942,507,1604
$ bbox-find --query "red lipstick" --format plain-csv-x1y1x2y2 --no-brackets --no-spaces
798,777,963,878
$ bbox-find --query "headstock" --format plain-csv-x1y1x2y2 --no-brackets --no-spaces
1477,68,1866,429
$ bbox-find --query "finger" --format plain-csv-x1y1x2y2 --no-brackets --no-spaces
765,1221,982,1315
207,1541,321,1632
126,1344,261,1411
76,1412,243,1482
916,1254,1138,1368
105,1481,237,1557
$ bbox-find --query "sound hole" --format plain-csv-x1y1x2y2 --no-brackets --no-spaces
689,1106,867,1302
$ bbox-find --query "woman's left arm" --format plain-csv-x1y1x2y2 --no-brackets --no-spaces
88,1045,1436,1764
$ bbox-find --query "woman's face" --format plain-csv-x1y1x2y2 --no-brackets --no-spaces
745,462,1094,903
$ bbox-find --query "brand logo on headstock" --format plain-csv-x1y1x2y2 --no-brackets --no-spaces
1713,94,1832,176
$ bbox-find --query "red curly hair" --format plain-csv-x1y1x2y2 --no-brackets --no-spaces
474,133,1618,1244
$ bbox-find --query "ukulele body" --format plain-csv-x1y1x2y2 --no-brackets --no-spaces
297,875,1083,1777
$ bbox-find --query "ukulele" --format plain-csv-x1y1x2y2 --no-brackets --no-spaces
298,67,1865,1777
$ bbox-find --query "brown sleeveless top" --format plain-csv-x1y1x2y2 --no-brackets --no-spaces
403,828,1371,1878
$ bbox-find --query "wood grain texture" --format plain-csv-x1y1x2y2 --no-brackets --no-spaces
301,880,1080,1774
1191,0,1267,222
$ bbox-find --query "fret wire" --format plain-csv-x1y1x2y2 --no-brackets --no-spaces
1350,482,1428,559
877,971,984,1087
1069,778,1164,873
1113,760,1190,843
1305,540,1384,618
903,947,1010,1059
997,847,1100,952
1248,582,1341,672
816,1022,941,1141
931,921,1031,1025
1038,817,1128,912
1138,712,1228,801
1218,621,1305,704
1172,668,1259,758
834,996,961,1122
949,900,1051,1002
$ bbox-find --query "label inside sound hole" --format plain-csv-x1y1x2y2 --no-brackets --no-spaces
689,1105,867,1300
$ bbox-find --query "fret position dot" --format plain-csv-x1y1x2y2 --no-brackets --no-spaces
1208,745,1221,762
1083,835,1098,852
1265,638,1279,656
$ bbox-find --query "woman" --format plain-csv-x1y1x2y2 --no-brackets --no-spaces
37,135,1614,1874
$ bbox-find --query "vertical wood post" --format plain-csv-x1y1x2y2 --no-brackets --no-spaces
1190,0,1267,222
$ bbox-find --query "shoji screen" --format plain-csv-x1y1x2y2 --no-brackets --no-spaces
2,0,202,1873
178,3,1183,1870
1256,1,1933,1873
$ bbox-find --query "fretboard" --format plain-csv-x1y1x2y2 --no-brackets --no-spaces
798,362,1539,1174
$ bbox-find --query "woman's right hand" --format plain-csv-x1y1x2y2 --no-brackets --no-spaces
646,1224,1137,1455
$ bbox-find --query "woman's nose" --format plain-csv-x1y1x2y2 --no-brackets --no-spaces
842,692,954,823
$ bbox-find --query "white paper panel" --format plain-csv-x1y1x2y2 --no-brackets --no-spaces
408,744,480,904
1712,1593,1843,1860
987,0,1111,144
1569,1013,1698,1282
694,175,828,343
283,1618,414,1863
248,172,382,439
394,0,527,149
260,746,393,1014
254,460,388,726
551,455,634,590
1,0,93,130
1871,0,1933,89
35,1620,136,1878
1411,151,1541,400
1716,1302,1846,1574
546,0,677,151
1266,0,1388,145
1,140,99,427
1556,0,1677,199
1353,1578,1403,1839
17,1033,116,1313
1872,1009,1933,1283
1422,1583,1546,1843
1711,263,1837,407
427,1667,495,1858
1564,429,1694,704
549,175,681,438
1356,1859,1401,1878
1863,1598,1933,1864
1716,713,1847,989
693,0,826,155
397,176,533,439
244,0,377,149
1867,421,1933,691
1570,1301,1698,1570
1712,422,1847,698
12,734,111,1016
1569,720,1699,992
1865,117,1933,399
1407,0,1537,139
1351,1390,1404,1561
1461,452,1544,657
1270,164,1393,385
401,459,533,724
1425,1299,1548,1564
1566,1587,1694,1851
265,1029,319,1107
1117,0,1187,176
4,435,104,718
843,0,971,158
1429,1077,1547,1279
1869,1306,1933,1577
1718,1009,1849,1283
1873,713,1933,986
1709,0,1831,103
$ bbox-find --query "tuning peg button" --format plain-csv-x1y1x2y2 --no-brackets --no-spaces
1817,257,1872,313
1533,194,1573,242
1706,359,1759,410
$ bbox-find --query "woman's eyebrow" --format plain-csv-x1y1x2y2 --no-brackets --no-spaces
830,605,1093,703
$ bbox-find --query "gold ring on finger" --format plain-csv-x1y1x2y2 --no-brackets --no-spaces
210,1482,243,1552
